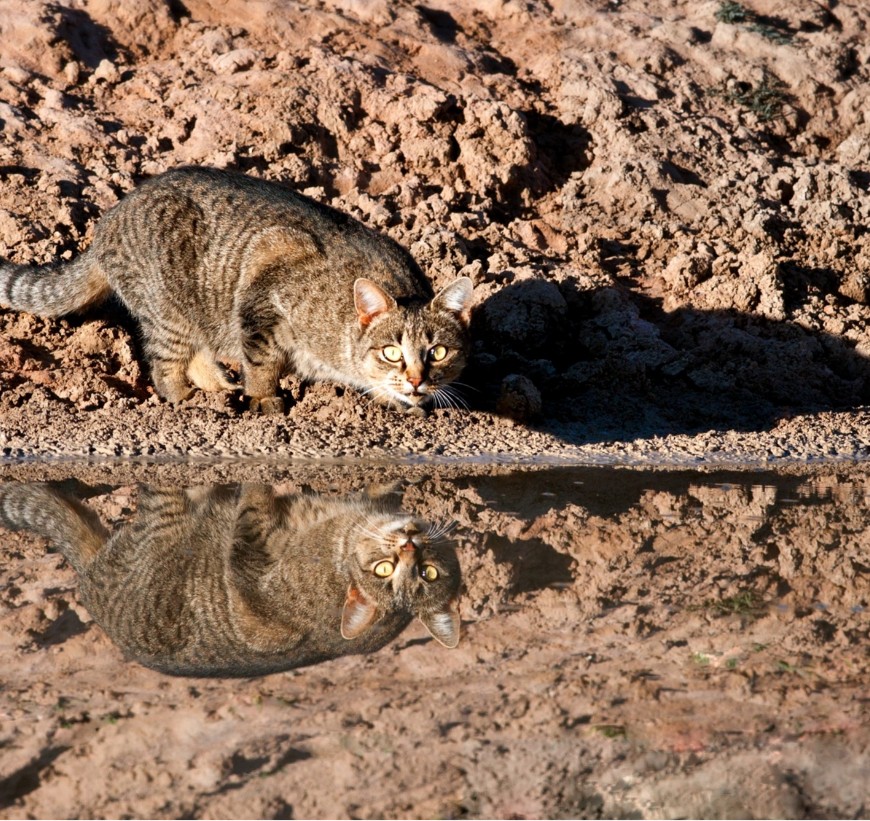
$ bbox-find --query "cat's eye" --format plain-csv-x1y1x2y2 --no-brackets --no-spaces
373,560,395,578
429,345,448,362
382,345,403,363
421,564,439,582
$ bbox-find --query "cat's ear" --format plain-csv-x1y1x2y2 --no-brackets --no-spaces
354,278,397,327
341,586,379,639
419,598,460,648
432,277,474,325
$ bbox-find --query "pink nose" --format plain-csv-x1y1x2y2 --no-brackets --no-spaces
407,375,422,388
401,539,416,552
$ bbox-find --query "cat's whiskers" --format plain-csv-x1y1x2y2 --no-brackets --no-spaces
359,385,382,404
368,380,417,411
432,384,468,411
434,384,458,408
360,384,395,411
426,520,456,543
356,513,415,543
355,517,391,544
448,382,472,406
446,380,479,394
425,382,445,410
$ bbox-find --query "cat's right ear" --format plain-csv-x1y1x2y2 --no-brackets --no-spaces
354,278,397,328
341,586,379,639
432,277,474,325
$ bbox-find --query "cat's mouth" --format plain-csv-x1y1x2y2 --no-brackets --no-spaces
382,384,433,408
398,388,429,405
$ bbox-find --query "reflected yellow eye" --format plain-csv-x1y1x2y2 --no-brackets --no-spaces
421,565,439,582
373,560,395,578
382,345,402,363
429,345,448,362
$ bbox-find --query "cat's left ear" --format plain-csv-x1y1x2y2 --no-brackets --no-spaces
419,597,460,648
432,277,474,326
354,278,397,327
341,586,379,639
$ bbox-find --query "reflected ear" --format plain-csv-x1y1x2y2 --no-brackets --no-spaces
354,278,397,327
341,586,379,639
432,277,473,325
419,597,460,648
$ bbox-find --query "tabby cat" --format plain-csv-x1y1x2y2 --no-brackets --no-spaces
0,166,473,413
0,481,461,677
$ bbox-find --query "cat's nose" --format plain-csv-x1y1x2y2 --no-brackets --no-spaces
406,374,423,388
401,539,416,552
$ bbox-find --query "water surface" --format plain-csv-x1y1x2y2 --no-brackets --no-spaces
1,461,867,818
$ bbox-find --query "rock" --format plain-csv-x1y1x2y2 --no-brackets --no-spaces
210,48,259,75
496,373,542,421
839,271,870,304
92,59,121,84
481,278,568,357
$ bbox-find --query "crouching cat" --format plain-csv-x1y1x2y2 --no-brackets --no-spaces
0,166,473,413
0,481,461,677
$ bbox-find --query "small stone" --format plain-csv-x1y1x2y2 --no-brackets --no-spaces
2,66,31,84
839,271,870,305
41,89,65,110
92,59,120,84
210,49,259,75
63,61,81,85
496,374,542,422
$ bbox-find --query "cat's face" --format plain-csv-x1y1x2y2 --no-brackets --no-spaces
354,277,473,410
342,513,461,647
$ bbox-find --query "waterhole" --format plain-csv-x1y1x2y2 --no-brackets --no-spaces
1,461,867,818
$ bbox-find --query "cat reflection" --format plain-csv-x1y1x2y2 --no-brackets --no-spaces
0,482,461,677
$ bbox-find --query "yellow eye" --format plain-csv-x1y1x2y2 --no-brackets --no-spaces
374,560,395,578
421,565,439,582
382,345,402,363
429,345,448,362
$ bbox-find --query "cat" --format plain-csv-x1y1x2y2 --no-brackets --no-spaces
0,481,461,677
0,166,474,413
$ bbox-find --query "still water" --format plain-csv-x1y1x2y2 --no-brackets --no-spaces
1,462,867,818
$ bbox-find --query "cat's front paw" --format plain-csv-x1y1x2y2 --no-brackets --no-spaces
403,403,428,418
249,396,285,415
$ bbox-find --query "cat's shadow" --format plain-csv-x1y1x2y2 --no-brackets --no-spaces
464,276,870,444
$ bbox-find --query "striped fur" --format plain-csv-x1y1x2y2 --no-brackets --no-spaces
0,167,473,412
0,482,461,676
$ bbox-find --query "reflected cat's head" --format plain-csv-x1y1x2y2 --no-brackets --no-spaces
342,513,461,648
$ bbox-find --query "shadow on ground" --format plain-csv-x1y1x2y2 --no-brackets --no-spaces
466,278,870,443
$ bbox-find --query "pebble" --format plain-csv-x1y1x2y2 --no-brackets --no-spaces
496,374,542,422
92,59,121,84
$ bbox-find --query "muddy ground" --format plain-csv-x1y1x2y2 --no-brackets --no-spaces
0,0,868,818
0,0,870,461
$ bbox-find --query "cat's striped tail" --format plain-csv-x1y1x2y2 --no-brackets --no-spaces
0,483,108,574
0,250,110,317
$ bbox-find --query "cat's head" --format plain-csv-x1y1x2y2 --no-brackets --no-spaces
353,277,473,410
341,514,461,648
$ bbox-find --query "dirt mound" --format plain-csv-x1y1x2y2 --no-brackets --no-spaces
1,0,869,461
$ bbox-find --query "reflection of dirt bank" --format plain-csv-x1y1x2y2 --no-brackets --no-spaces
2,0,870,461
1,464,867,818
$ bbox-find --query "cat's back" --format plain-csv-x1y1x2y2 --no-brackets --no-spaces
76,486,243,664
97,166,312,256
94,166,433,307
